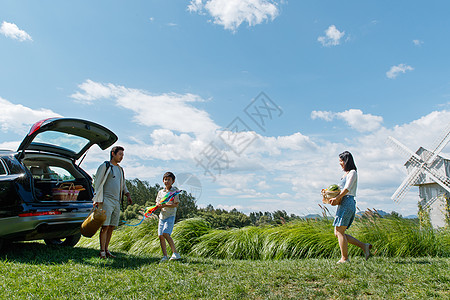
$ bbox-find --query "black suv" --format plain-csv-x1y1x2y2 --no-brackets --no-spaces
0,118,117,250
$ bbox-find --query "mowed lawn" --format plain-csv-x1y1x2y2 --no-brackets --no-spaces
0,242,449,299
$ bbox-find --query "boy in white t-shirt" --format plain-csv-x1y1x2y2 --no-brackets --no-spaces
156,172,181,262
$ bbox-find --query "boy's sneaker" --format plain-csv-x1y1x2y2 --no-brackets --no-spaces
169,253,181,261
160,256,169,263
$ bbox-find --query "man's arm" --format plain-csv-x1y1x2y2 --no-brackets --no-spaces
92,163,107,206
119,166,132,205
93,163,106,192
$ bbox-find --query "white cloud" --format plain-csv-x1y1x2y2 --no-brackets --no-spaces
386,64,414,79
0,21,32,41
250,132,318,155
0,97,62,134
217,204,244,211
71,80,218,137
70,80,124,103
413,39,423,46
188,0,279,31
0,141,21,151
311,109,383,132
310,110,334,122
277,192,291,199
317,25,345,47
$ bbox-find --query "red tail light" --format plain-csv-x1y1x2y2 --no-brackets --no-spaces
19,211,62,217
28,118,59,136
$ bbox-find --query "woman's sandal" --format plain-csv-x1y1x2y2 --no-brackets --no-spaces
99,250,107,259
364,243,373,260
106,250,116,258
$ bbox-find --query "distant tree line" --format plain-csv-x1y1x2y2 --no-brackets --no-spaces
120,179,300,228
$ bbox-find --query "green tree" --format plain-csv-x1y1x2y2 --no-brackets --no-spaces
197,206,251,229
124,179,159,209
175,190,198,221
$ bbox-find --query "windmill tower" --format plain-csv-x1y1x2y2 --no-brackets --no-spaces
388,123,450,228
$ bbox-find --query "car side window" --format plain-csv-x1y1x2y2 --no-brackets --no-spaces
3,157,25,174
2,156,31,192
0,159,6,175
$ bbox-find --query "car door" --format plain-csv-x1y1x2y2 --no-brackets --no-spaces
0,157,25,218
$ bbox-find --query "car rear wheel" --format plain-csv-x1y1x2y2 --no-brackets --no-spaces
44,233,81,247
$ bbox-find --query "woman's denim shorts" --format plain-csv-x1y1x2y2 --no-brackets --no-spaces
333,195,356,229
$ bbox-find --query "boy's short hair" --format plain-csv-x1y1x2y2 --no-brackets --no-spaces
163,172,175,181
110,146,124,159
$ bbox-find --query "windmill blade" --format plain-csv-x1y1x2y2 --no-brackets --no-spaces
422,166,450,194
422,195,440,209
391,166,422,202
387,136,423,161
425,123,450,164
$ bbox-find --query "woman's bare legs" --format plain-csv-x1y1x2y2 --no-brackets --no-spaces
335,226,349,262
335,226,372,262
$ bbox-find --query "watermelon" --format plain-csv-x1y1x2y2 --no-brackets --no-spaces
328,184,339,191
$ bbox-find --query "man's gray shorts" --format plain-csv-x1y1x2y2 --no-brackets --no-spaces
101,199,121,227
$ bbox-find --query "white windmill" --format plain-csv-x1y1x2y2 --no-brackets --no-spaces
388,123,450,228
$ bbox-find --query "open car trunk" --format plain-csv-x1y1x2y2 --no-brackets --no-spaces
22,153,93,202
18,118,118,160
16,118,118,203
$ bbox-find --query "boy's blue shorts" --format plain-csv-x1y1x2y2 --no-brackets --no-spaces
158,216,175,236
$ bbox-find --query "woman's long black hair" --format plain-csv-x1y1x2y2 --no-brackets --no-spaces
339,151,357,172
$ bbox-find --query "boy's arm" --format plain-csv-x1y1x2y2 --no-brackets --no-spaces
155,191,163,206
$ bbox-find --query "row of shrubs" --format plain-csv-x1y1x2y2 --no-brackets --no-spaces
78,214,450,259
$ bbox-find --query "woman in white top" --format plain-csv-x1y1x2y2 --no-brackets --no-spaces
330,151,372,263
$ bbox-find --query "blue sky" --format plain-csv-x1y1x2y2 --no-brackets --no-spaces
1,0,450,217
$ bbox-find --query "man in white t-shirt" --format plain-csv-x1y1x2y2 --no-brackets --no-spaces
93,146,132,259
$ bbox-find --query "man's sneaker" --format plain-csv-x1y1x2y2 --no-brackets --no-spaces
169,253,181,261
160,256,169,263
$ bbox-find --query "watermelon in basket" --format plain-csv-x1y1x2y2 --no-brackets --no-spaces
52,183,85,201
321,184,341,205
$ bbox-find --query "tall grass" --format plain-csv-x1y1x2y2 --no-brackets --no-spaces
78,217,212,256
190,226,265,260
261,219,340,260
171,217,211,253
354,213,450,257
79,214,450,260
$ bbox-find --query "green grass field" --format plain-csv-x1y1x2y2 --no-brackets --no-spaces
1,216,449,299
0,242,448,299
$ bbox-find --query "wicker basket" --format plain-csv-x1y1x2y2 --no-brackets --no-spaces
321,189,341,205
53,183,83,201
